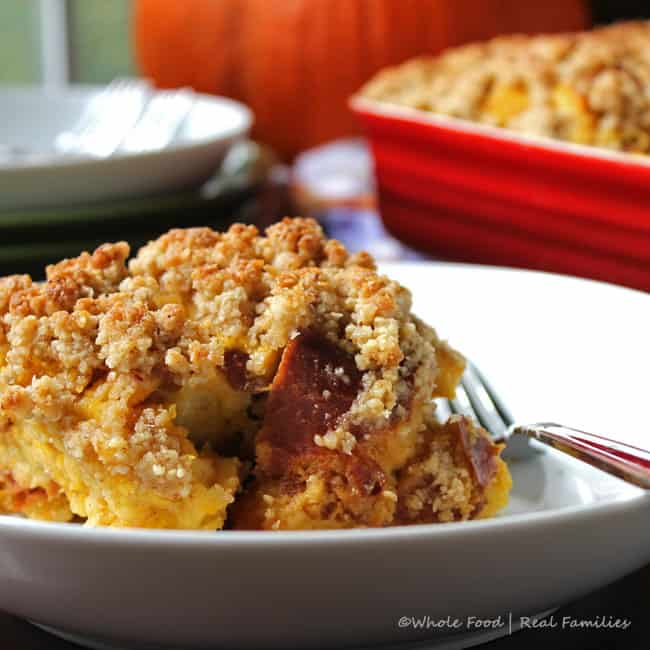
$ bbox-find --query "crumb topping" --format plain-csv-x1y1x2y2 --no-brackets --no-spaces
360,21,650,153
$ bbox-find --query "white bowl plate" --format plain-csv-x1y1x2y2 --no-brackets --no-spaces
0,85,252,209
0,263,648,649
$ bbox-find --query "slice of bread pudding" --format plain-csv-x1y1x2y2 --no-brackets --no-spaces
0,218,509,529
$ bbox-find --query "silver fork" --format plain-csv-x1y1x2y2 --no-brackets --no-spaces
56,78,151,157
118,88,195,153
436,361,650,489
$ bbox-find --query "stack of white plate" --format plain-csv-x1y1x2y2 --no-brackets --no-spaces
0,83,255,276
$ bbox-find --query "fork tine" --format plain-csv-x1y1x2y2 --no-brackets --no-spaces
450,378,506,445
450,382,477,420
467,361,515,426
56,78,151,157
119,89,195,153
433,397,453,424
463,361,537,458
461,363,509,440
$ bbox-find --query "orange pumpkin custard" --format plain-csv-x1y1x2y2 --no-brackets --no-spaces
0,218,510,529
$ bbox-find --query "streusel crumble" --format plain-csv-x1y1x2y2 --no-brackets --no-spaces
360,21,650,154
0,218,510,529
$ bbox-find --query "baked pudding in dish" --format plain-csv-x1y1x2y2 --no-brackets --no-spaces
360,21,650,154
0,218,510,529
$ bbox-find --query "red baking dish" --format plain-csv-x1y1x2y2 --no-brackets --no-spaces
351,97,650,292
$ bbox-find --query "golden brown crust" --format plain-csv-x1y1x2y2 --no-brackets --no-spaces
360,21,650,153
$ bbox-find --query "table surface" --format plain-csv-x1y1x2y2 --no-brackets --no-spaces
1,562,647,650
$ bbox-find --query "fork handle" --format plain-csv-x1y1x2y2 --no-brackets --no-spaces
511,423,650,489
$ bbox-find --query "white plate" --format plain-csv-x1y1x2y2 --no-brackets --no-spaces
0,263,648,649
0,86,252,209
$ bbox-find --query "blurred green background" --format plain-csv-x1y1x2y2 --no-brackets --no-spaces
0,0,133,84
0,3,41,83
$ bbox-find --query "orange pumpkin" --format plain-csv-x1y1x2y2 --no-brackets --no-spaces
134,0,589,158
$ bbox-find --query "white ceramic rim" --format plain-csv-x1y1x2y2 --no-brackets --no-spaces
0,85,253,175
384,260,650,299
350,95,650,170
